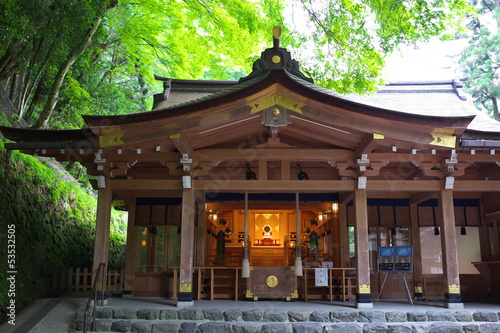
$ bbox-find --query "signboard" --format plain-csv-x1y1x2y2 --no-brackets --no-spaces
315,268,328,287
378,247,395,272
378,246,413,273
395,246,412,272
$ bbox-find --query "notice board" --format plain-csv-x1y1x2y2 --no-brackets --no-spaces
378,246,413,273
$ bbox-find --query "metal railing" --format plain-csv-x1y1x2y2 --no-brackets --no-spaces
83,263,106,333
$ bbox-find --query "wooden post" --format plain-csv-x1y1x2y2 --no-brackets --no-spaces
339,203,350,268
410,204,423,300
281,160,290,180
178,184,196,306
241,192,250,278
354,189,373,308
195,193,206,267
123,200,136,297
438,189,464,308
92,186,112,282
259,159,268,180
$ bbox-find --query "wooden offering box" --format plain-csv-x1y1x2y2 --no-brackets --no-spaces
246,266,297,301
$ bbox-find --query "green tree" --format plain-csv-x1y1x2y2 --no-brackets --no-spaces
459,0,500,120
0,0,286,129
286,0,472,93
1,0,473,129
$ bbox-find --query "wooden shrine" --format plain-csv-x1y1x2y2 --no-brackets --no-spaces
2,28,500,308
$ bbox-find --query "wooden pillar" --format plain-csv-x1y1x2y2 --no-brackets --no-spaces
281,160,290,180
438,189,463,308
92,185,112,279
259,159,268,180
339,203,350,268
354,189,373,308
195,193,206,267
178,184,196,306
123,200,136,297
410,204,423,300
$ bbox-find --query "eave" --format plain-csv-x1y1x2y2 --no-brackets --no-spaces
79,70,474,150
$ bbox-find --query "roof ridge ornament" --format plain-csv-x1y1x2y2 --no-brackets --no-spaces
273,26,282,49
239,26,313,84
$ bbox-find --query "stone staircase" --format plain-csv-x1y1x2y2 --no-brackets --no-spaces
71,306,500,333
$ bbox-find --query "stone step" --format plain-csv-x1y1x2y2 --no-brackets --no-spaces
71,307,500,333
71,321,500,333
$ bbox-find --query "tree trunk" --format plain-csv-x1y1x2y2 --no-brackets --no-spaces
492,96,499,121
0,39,24,81
33,16,104,129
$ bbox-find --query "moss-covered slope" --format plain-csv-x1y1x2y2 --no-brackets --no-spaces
0,143,126,323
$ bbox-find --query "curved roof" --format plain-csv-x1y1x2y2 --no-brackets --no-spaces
2,41,500,147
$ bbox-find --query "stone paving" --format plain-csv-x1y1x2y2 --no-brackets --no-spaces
72,306,500,333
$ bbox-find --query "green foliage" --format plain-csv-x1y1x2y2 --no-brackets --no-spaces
1,0,472,128
285,0,473,93
459,0,500,120
0,146,126,320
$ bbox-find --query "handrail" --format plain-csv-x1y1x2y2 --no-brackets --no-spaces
83,263,106,333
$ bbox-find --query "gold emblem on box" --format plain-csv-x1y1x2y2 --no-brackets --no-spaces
266,275,278,288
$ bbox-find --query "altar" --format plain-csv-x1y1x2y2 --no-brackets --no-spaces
254,239,280,246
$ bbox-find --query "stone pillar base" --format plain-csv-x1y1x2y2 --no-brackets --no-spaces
356,302,374,309
177,301,195,308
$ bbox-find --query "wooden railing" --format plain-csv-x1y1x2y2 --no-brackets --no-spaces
206,255,242,267
169,266,355,302
83,263,106,333
51,267,124,293
171,267,242,301
302,267,357,302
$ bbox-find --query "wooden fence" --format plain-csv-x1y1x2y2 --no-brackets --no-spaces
51,267,124,293
50,266,356,301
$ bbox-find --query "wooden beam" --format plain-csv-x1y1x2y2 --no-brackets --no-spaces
282,124,359,150
302,101,459,148
478,164,500,179
109,178,500,192
194,148,355,165
354,133,384,156
110,179,182,190
339,192,353,204
453,180,500,191
367,180,441,191
194,180,356,191
410,191,437,205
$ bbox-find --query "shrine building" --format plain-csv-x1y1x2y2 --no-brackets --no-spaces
2,29,500,309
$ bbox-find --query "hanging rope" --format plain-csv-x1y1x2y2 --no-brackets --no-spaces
242,191,250,278
294,192,303,276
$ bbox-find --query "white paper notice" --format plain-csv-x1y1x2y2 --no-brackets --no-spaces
315,268,328,286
